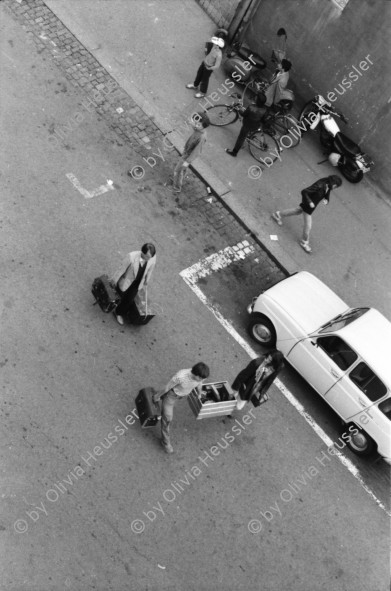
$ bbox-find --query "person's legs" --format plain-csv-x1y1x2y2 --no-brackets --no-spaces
161,394,176,452
115,284,138,318
272,206,302,225
280,206,302,218
199,67,212,95
193,62,204,88
227,125,250,156
173,158,186,191
302,213,312,242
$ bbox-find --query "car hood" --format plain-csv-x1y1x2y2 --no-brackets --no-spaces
260,272,349,334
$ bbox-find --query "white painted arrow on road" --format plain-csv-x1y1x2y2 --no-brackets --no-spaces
66,173,115,199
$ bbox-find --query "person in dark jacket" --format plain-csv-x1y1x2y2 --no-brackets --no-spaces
231,350,284,410
271,175,342,253
226,93,268,157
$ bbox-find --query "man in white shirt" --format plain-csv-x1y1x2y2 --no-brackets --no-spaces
153,362,210,453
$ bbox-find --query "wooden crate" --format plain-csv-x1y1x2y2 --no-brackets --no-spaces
188,381,237,419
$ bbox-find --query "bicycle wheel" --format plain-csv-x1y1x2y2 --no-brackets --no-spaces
272,114,301,148
248,130,280,164
206,104,238,126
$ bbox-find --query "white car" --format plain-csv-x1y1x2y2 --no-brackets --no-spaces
247,271,391,463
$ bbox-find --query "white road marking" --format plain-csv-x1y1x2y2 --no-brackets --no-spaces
182,241,254,284
180,248,390,517
66,173,115,199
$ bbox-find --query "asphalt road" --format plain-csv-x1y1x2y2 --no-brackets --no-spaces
1,5,389,591
43,0,391,319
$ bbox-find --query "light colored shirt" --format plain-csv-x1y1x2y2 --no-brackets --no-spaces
163,369,202,398
204,46,222,71
183,128,207,163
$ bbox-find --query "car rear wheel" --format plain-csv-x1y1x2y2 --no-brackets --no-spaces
342,424,376,457
248,314,276,347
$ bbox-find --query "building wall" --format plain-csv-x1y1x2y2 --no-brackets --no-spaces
197,0,391,195
196,0,242,28
241,0,391,195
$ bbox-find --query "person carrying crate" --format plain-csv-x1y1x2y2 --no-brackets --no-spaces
153,363,210,454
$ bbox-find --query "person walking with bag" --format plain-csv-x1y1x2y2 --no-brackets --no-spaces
111,243,156,325
153,362,210,454
231,350,284,410
272,175,342,253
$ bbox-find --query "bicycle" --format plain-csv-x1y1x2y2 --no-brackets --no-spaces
206,93,280,164
242,77,301,149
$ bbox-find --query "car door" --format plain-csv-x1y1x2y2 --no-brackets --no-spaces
325,360,388,425
286,334,358,398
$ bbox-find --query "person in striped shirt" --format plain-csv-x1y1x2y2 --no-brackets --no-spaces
153,363,210,454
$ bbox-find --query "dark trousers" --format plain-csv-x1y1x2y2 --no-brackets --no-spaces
232,124,255,155
194,62,213,94
115,284,138,316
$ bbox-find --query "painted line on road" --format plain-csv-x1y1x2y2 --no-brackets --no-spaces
182,241,255,285
66,173,115,199
180,250,390,517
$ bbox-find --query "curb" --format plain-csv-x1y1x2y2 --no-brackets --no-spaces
39,0,298,279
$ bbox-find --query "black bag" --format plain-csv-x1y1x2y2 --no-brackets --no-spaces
135,387,160,428
92,275,121,313
127,291,155,325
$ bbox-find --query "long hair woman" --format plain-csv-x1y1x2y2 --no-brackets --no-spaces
232,350,284,409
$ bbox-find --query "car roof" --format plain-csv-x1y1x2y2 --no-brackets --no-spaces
338,308,391,388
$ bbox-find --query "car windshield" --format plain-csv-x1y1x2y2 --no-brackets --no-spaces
318,308,369,334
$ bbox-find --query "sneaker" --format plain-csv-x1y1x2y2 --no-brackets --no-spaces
161,440,174,454
114,313,124,325
194,92,205,98
225,149,237,157
272,212,282,226
299,240,312,253
236,398,246,410
186,83,197,89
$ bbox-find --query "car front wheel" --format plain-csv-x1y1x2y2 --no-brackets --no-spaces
342,424,376,457
248,314,276,347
